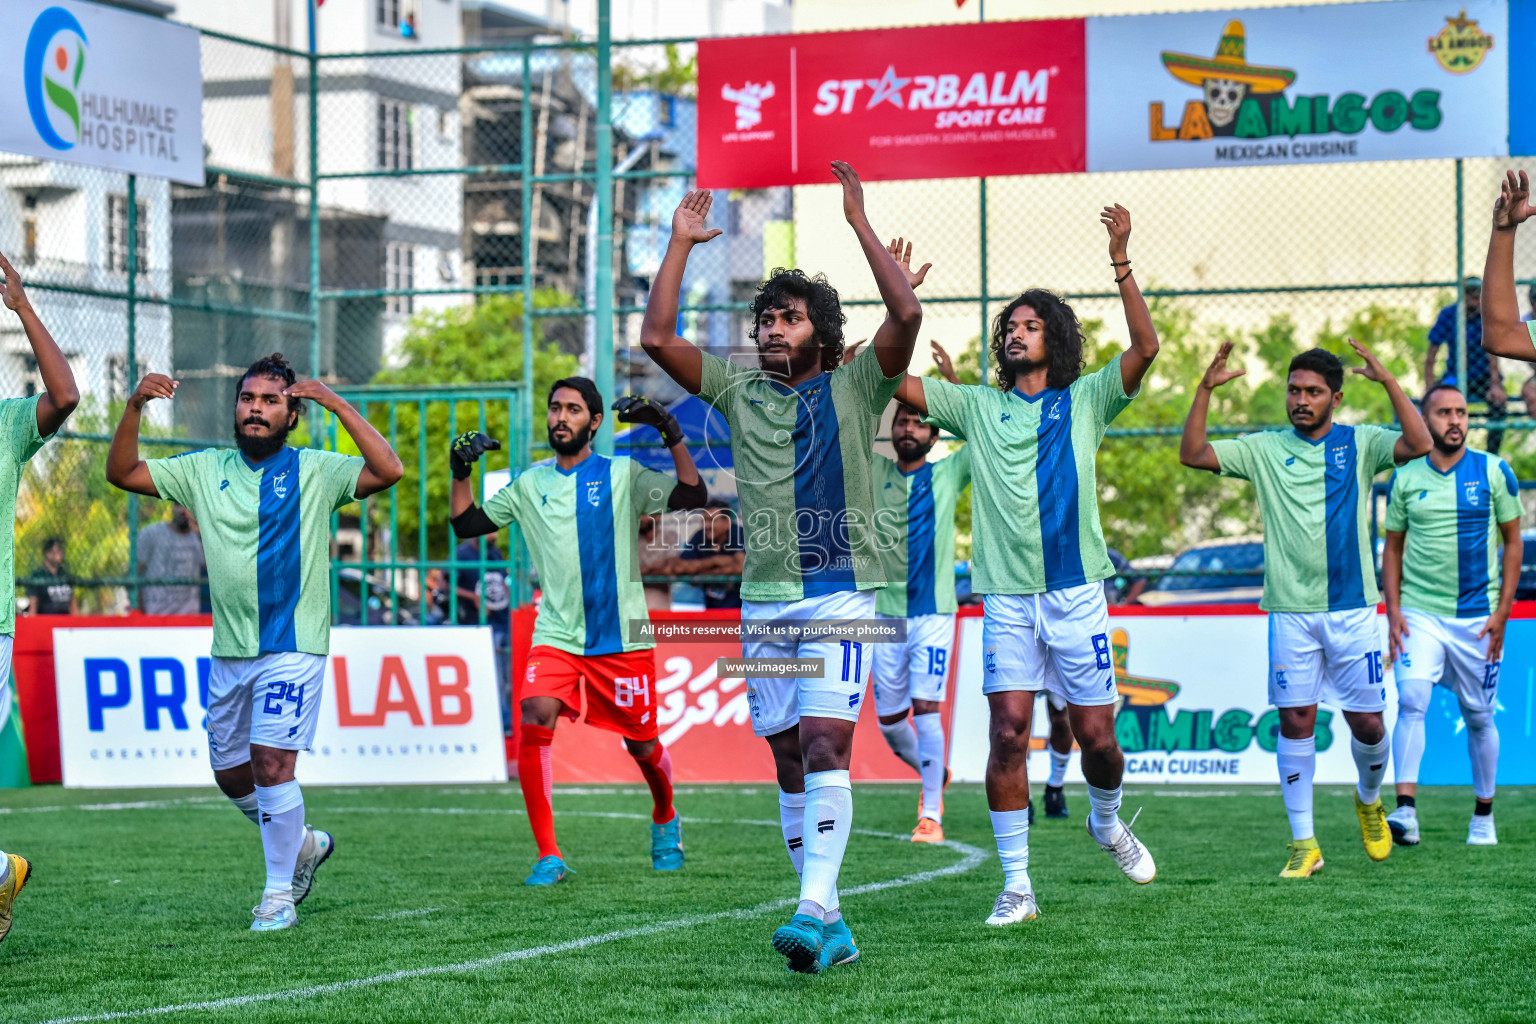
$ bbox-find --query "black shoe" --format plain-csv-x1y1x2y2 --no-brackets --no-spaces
1027,801,1035,825
1044,785,1068,819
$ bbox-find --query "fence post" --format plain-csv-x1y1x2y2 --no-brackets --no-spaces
593,0,615,455
518,49,535,604
126,173,140,612
1455,157,1467,395
979,176,989,383
307,0,323,435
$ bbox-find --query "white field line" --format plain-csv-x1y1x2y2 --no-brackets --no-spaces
369,907,446,920
32,810,988,1024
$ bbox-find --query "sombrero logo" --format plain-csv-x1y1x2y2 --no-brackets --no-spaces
24,6,88,151
1427,10,1495,74
1149,20,1443,148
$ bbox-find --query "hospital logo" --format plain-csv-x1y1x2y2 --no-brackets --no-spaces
25,6,89,151
1427,10,1495,75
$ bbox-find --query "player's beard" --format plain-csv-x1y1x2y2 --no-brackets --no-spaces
548,421,592,456
998,347,1046,386
892,432,935,461
757,338,822,380
235,414,294,462
1431,424,1466,455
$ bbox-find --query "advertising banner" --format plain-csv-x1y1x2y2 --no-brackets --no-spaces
697,19,1086,188
1508,0,1536,153
1085,0,1507,172
0,0,204,184
54,627,507,788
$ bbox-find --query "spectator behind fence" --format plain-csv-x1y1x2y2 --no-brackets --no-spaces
137,503,206,615
1426,277,1506,453
25,538,75,615
672,500,745,609
422,567,450,625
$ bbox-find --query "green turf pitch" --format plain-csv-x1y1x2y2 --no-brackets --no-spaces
2,783,1533,1023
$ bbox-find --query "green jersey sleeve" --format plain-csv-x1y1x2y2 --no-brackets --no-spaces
310,450,366,512
1211,434,1259,481
943,444,972,490
1384,470,1409,531
1082,352,1138,425
698,352,747,409
145,450,206,507
630,465,677,515
842,345,903,414
483,474,523,529
0,395,47,465
921,378,974,438
1494,458,1522,523
1359,425,1402,474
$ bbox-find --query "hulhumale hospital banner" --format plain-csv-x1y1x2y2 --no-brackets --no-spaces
696,18,1088,187
1086,0,1505,171
0,0,204,185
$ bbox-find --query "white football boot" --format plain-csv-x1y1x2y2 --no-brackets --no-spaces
250,891,298,932
1467,814,1498,846
984,889,1039,926
291,827,335,905
1387,806,1420,846
1087,815,1156,884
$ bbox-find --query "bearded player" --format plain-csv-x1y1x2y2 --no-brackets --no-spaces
0,251,80,946
640,162,923,973
107,354,403,930
892,204,1159,926
448,378,705,885
1383,384,1520,847
1181,341,1430,877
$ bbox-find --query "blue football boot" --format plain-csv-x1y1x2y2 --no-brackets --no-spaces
772,913,825,974
651,815,684,871
524,855,572,886
816,915,860,970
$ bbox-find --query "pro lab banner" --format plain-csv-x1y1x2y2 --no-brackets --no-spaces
1087,0,1507,172
0,0,204,184
54,627,508,788
697,18,1087,188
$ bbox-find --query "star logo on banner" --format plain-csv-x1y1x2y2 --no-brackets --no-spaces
864,65,910,109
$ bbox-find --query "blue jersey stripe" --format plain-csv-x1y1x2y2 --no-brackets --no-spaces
574,455,622,654
905,463,937,616
1322,425,1366,610
255,447,301,653
789,374,855,596
1034,389,1085,589
1454,454,1493,617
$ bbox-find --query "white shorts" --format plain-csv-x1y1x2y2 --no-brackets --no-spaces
871,612,955,717
0,635,13,732
980,584,1118,707
741,590,876,737
1397,608,1500,711
1268,609,1386,712
206,652,327,770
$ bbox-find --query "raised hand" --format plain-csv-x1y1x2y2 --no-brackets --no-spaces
831,161,867,224
613,395,684,448
671,190,723,245
930,340,958,384
1494,170,1533,231
129,373,178,411
283,378,343,412
0,250,29,312
1347,336,1390,383
450,431,501,480
886,237,932,290
1101,204,1132,262
1199,341,1246,391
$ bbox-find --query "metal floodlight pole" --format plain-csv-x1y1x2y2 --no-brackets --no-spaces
586,143,655,376
1455,158,1467,396
593,0,615,454
519,48,535,605
308,0,323,437
977,0,989,384
126,173,139,610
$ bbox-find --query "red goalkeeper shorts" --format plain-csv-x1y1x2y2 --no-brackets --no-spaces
523,645,660,741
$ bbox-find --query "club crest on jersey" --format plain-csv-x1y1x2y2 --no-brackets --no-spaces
1330,446,1348,469
586,480,604,507
1464,480,1482,506
271,471,290,499
1047,396,1065,420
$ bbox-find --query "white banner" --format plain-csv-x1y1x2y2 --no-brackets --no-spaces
0,0,204,184
1086,0,1507,171
950,612,1398,785
54,627,508,788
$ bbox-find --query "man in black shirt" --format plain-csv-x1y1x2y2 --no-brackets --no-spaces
25,538,74,616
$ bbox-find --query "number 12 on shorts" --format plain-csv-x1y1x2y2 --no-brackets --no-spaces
840,640,864,683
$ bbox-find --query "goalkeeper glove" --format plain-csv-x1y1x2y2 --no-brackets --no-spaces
612,395,685,449
450,431,501,480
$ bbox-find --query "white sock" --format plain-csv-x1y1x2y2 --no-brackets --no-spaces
255,780,306,894
230,790,261,826
1047,748,1070,788
1391,681,1429,788
988,808,1031,894
797,770,852,920
914,713,946,823
1352,734,1390,806
1087,783,1122,841
1463,706,1500,801
1276,735,1316,840
878,718,922,774
778,788,806,877
0,852,8,885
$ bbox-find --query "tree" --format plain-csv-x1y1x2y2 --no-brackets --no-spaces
361,291,580,558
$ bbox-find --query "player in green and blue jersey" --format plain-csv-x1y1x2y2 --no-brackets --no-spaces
1180,340,1431,877
447,378,705,886
892,205,1161,925
0,251,79,947
640,163,924,974
1382,384,1521,848
108,354,404,931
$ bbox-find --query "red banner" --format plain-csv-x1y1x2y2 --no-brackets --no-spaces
697,19,1087,188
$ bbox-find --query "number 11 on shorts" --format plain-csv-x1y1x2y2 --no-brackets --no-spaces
841,640,864,683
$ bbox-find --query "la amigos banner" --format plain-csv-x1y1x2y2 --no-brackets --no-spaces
53,627,507,787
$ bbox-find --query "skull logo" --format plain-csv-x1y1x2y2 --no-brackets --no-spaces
1203,77,1247,128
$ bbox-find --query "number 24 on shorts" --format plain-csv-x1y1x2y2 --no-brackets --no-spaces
263,682,305,718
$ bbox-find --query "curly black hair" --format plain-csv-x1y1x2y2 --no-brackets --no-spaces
989,290,1085,392
1289,347,1344,393
236,352,301,415
748,268,847,372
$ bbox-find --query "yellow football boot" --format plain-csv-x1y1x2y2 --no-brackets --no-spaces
1354,794,1392,861
1279,838,1324,878
0,853,32,945
911,818,945,843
